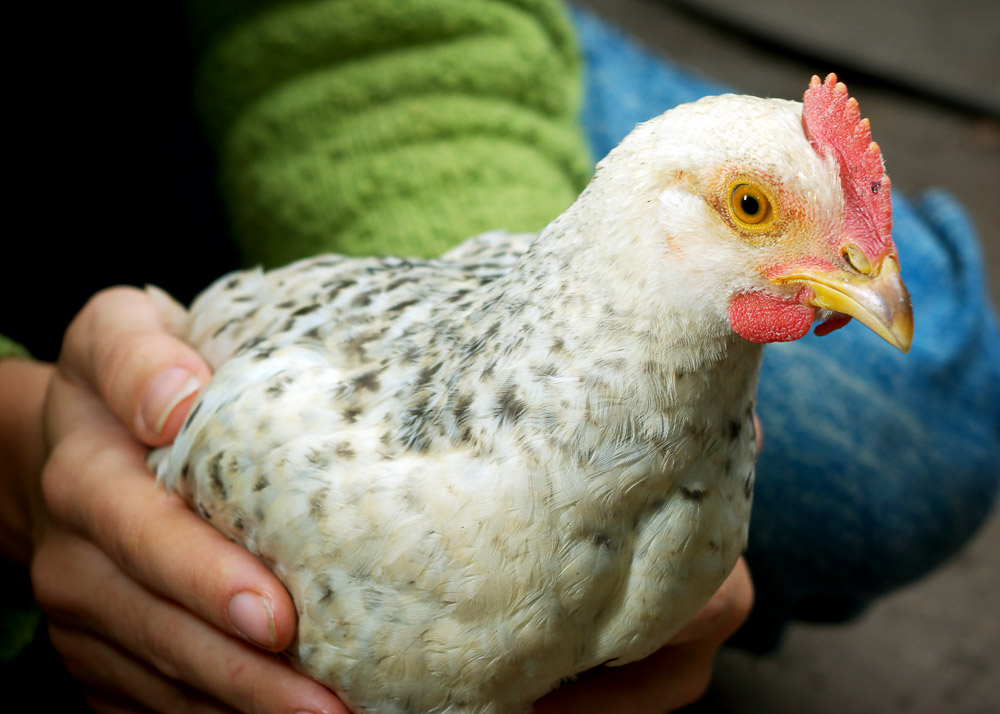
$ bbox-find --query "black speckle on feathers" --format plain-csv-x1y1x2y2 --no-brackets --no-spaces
590,532,621,552
386,276,419,291
400,345,422,364
319,583,335,603
309,489,327,519
184,400,203,430
679,486,706,502
307,447,332,469
415,363,442,389
388,298,420,313
253,346,277,362
453,393,473,427
323,280,356,302
496,385,527,425
236,336,267,354
209,452,227,500
212,318,238,339
352,371,381,392
266,373,293,398
403,394,435,452
291,303,321,317
300,326,323,342
351,292,372,308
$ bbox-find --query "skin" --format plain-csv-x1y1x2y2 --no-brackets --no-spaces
0,286,753,713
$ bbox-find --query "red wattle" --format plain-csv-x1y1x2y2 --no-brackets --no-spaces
814,315,852,337
728,291,814,343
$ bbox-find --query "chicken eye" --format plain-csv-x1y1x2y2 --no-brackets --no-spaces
729,184,773,227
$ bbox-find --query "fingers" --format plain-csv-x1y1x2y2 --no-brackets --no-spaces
536,558,754,714
534,639,719,714
48,625,235,714
38,296,343,712
58,286,212,446
42,374,297,653
668,557,753,645
33,530,348,714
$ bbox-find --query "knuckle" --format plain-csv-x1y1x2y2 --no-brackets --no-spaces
39,446,69,519
64,287,145,354
98,329,187,403
238,659,291,714
46,624,92,681
84,286,147,318
95,329,151,384
41,430,113,530
141,616,185,682
726,561,755,631
107,499,153,578
671,656,715,710
674,672,713,710
28,541,63,611
29,534,84,621
40,439,85,521
733,584,754,625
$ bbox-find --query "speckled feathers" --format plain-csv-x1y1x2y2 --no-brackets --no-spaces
147,88,874,713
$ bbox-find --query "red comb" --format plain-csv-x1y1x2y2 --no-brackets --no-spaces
802,74,894,262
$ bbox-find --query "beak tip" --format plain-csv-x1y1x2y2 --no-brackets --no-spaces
784,256,913,354
892,313,914,354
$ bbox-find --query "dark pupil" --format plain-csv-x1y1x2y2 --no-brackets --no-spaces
740,193,760,216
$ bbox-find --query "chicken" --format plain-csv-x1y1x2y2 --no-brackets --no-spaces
151,74,912,713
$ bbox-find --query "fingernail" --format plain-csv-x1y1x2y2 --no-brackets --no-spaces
229,591,278,649
141,368,201,435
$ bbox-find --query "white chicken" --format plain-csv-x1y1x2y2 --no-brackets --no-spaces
151,74,911,713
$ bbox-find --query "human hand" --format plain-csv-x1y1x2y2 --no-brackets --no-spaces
534,557,754,713
28,286,347,713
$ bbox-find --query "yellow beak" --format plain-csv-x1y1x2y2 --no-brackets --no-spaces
777,256,913,352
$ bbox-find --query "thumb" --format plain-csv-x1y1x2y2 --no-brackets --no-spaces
58,286,212,447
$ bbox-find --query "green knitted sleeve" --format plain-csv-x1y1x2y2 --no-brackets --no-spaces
188,0,592,267
0,336,31,361
0,337,37,665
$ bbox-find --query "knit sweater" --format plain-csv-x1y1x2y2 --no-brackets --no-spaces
189,0,591,266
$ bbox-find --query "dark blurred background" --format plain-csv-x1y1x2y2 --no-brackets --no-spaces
573,1,999,712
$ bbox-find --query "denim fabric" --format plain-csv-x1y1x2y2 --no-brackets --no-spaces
571,6,1000,650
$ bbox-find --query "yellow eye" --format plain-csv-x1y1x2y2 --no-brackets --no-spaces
729,183,774,229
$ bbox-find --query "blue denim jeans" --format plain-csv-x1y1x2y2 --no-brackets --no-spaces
572,6,1000,651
